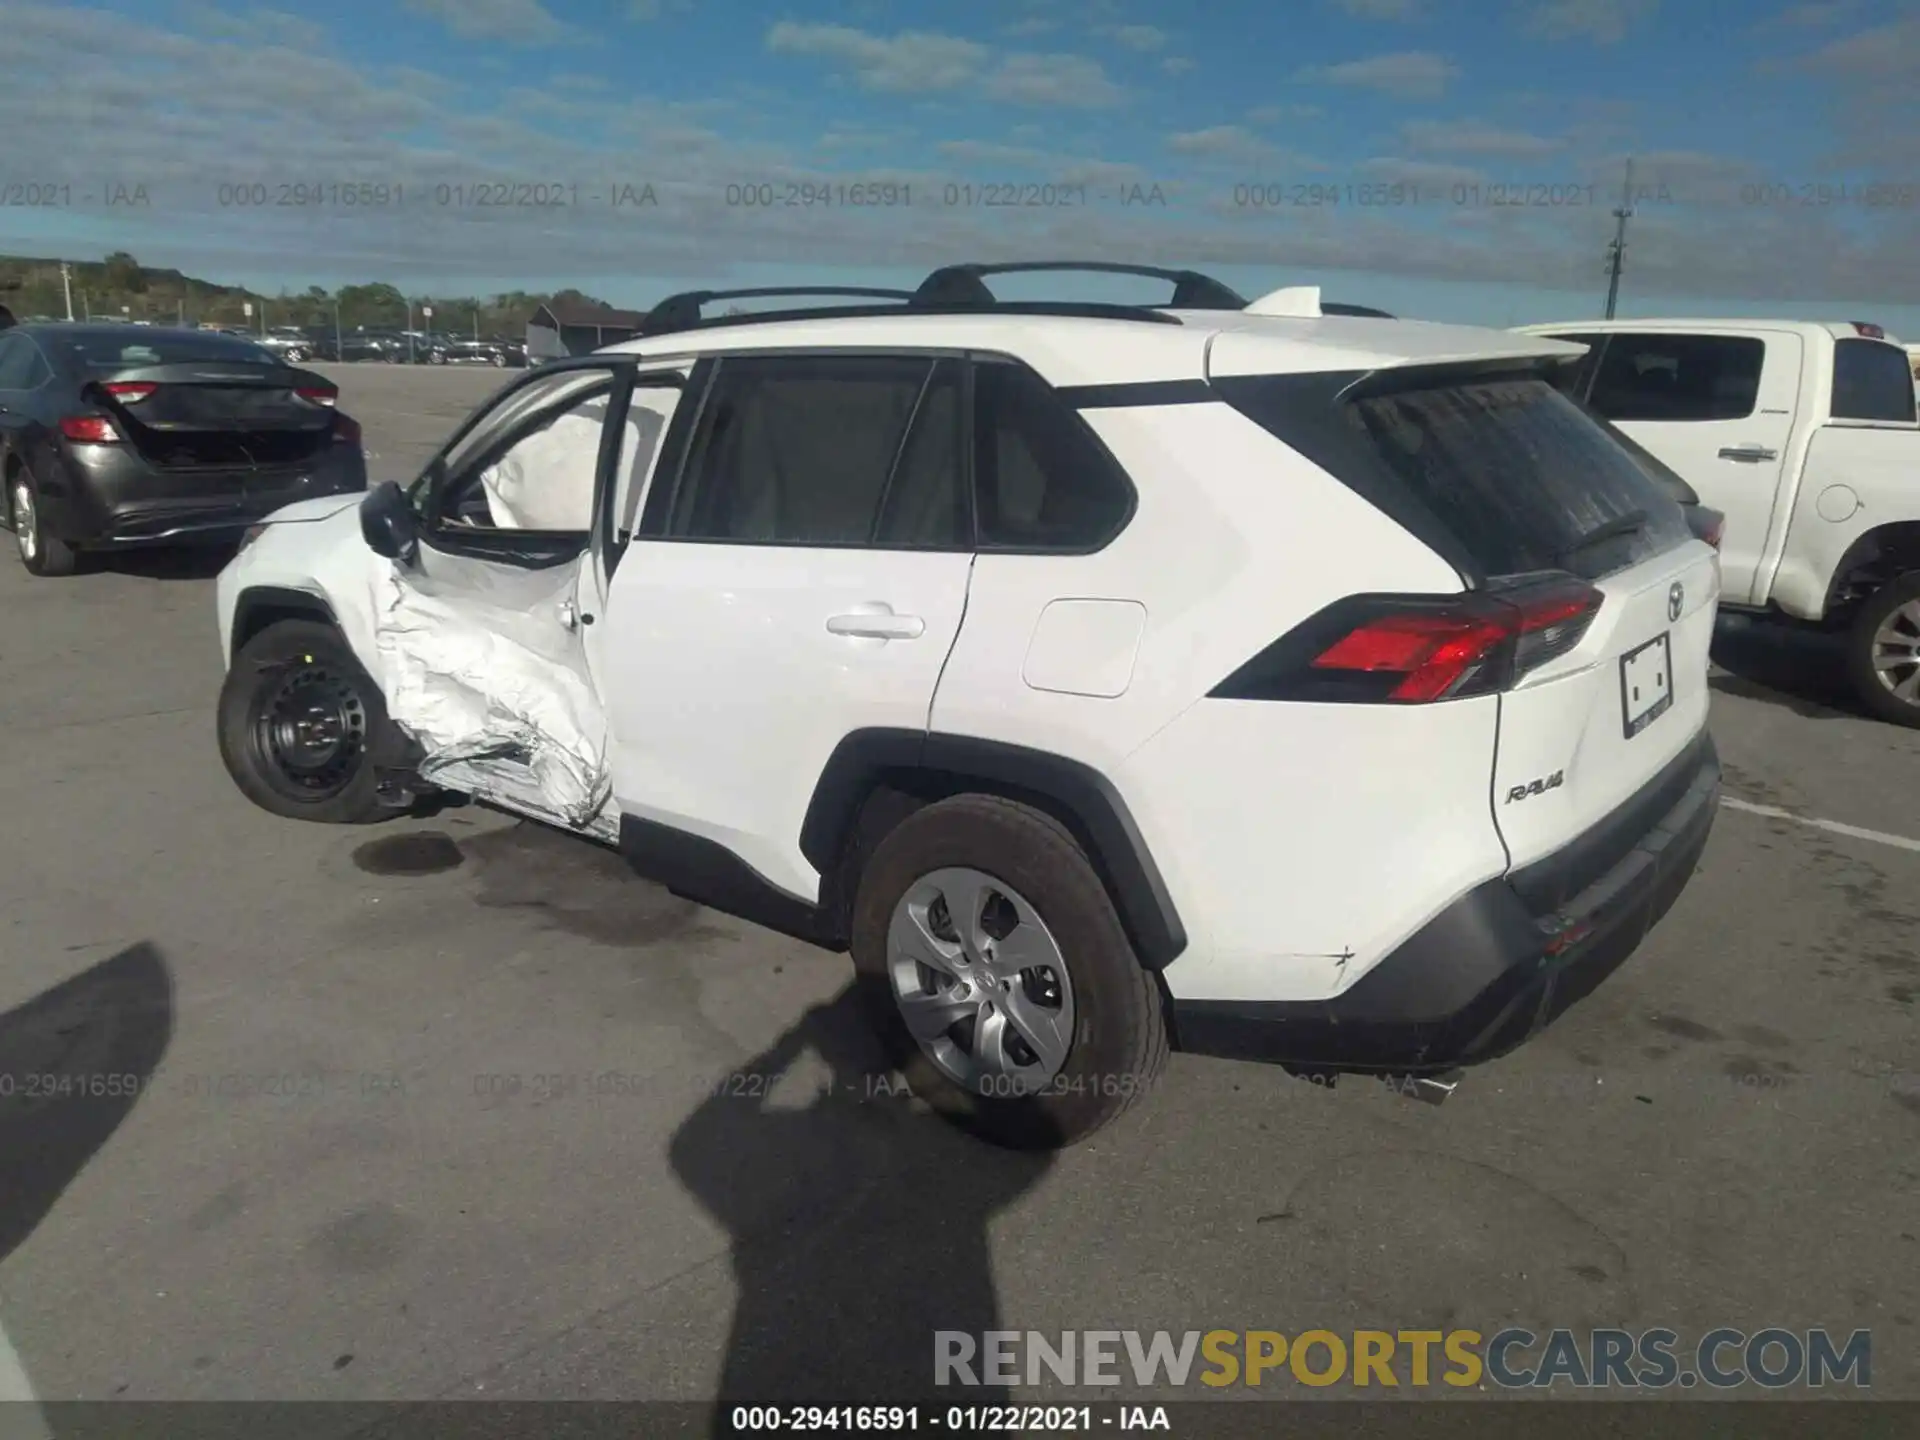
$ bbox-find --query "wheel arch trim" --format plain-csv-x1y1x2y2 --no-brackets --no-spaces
231,585,341,657
799,727,1190,969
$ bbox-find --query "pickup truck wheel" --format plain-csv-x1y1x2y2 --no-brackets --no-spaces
218,619,395,823
848,794,1168,1150
9,473,77,577
1847,576,1920,728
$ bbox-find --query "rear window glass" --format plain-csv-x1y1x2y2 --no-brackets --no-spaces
1831,339,1917,423
1221,373,1692,581
51,331,279,372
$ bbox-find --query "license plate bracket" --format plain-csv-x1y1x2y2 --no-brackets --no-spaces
1620,632,1674,739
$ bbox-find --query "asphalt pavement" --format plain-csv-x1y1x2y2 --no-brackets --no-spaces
0,364,1915,1418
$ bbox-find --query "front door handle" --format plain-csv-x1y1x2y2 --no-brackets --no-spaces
1718,444,1778,462
827,609,926,640
558,599,579,631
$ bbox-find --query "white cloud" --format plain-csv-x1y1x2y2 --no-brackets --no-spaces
985,53,1127,107
403,0,574,45
1298,51,1459,98
1402,119,1563,156
1166,126,1281,165
1522,0,1659,44
1103,24,1169,52
764,23,989,93
1162,56,1197,75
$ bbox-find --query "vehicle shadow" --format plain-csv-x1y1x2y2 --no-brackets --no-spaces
79,545,237,582
0,943,175,1268
1709,615,1859,720
668,987,1054,1435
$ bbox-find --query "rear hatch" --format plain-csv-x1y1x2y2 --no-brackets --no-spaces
87,361,339,471
1211,346,1718,872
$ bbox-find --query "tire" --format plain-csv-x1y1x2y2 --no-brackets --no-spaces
1845,573,1920,728
9,470,77,576
430,351,446,365
217,619,398,823
848,794,1168,1150
489,352,504,367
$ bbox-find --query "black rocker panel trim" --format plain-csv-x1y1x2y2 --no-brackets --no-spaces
618,814,840,951
230,586,339,656
798,728,1189,969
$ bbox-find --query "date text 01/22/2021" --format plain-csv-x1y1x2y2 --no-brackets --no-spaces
726,1406,1170,1432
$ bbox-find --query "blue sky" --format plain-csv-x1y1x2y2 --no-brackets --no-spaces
6,0,1920,328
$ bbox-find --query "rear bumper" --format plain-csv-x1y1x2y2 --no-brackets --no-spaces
1171,729,1721,1073
42,448,367,548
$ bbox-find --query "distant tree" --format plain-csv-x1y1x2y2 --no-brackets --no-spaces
103,250,146,294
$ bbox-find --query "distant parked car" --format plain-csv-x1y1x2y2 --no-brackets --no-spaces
434,336,527,368
258,326,315,363
0,322,366,576
335,331,407,363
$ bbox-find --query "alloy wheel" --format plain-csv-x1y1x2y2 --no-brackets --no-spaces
1870,599,1920,706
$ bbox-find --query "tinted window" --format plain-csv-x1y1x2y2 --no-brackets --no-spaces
668,355,933,545
47,329,279,373
873,360,966,547
1540,332,1607,400
973,362,1135,551
1587,333,1763,421
1220,373,1691,581
1831,338,1917,423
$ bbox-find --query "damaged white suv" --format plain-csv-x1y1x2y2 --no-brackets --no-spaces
215,263,1723,1148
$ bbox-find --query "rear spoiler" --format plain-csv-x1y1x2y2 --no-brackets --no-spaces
1242,286,1397,320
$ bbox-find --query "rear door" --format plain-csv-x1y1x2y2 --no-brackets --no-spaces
1326,373,1718,869
599,351,974,904
1573,328,1799,606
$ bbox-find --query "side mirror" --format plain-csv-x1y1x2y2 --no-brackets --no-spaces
359,479,419,565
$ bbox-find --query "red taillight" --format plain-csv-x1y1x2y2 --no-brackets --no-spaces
1688,506,1725,550
101,380,157,402
296,386,338,407
1312,611,1516,702
332,411,361,445
1215,580,1604,705
59,415,121,443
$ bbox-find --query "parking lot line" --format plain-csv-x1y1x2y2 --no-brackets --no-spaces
1721,796,1920,854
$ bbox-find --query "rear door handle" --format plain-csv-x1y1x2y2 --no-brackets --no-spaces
827,609,926,640
1718,444,1778,462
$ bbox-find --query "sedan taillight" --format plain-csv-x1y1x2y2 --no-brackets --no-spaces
60,415,121,443
296,385,338,407
101,381,158,403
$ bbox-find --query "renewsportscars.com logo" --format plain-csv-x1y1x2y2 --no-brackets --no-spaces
934,1328,1872,1391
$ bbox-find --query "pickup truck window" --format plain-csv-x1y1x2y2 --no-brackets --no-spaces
1587,333,1764,423
1831,338,1918,423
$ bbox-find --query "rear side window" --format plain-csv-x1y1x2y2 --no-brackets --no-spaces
0,335,32,388
1220,373,1691,582
666,354,961,547
1831,338,1917,422
1586,333,1763,421
973,361,1135,551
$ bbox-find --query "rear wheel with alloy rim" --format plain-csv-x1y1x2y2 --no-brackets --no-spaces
850,793,1167,1149
9,473,77,576
1846,575,1920,728
217,619,396,822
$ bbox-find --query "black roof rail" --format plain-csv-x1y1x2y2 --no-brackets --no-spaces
642,285,918,335
1322,302,1395,318
634,299,1186,336
915,261,1248,311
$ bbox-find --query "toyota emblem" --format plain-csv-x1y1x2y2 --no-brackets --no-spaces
1668,582,1684,623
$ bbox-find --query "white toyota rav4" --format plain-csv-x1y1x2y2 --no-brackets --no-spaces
214,262,1723,1149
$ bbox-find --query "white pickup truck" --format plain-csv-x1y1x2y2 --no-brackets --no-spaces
1515,318,1920,726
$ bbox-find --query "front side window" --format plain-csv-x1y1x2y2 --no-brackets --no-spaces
435,367,620,533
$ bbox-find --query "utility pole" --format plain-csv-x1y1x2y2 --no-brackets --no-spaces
1603,157,1635,320
60,261,74,321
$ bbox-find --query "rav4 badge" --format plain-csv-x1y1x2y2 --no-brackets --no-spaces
1505,771,1564,804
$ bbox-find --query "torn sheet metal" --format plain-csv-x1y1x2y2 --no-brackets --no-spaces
363,551,615,838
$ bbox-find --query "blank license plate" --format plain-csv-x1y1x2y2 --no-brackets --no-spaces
1620,633,1674,738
